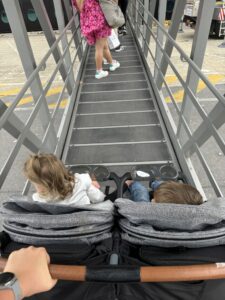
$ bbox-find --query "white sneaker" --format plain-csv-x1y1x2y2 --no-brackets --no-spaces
109,60,120,71
95,70,109,79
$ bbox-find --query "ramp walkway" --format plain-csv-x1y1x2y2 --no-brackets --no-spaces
63,33,174,174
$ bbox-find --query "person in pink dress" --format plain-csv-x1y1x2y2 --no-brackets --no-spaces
73,0,120,79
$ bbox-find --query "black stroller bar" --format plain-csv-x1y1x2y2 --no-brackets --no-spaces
1,258,225,282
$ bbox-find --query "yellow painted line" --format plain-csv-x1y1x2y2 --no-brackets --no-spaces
0,88,21,97
164,75,179,85
165,74,225,103
3,86,63,107
0,84,61,97
48,99,68,109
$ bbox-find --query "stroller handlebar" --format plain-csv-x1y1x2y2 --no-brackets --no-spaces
1,258,225,282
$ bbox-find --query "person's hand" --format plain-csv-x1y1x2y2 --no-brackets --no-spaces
92,180,101,189
4,246,57,298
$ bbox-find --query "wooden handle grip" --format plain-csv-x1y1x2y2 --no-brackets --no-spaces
1,257,225,282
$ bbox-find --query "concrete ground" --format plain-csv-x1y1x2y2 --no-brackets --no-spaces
0,25,225,228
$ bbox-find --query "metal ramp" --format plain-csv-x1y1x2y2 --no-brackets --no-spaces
64,33,173,174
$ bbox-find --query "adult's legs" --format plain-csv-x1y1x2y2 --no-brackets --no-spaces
103,39,113,64
103,39,120,71
95,38,110,78
95,37,107,70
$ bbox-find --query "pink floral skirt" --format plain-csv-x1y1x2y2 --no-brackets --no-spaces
73,0,111,45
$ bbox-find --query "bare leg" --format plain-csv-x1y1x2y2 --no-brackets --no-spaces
95,38,105,70
103,40,113,64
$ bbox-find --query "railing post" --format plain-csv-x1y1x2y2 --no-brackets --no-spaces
142,0,149,51
177,0,216,137
53,0,75,89
136,0,143,41
62,0,84,61
143,0,157,58
155,0,186,89
154,0,167,79
2,0,57,150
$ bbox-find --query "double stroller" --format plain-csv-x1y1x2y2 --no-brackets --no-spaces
1,164,225,300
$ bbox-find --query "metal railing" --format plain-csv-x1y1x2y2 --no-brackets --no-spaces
128,0,225,199
0,0,87,193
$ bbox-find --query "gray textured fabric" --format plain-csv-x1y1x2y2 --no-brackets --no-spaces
1,195,114,245
115,198,225,248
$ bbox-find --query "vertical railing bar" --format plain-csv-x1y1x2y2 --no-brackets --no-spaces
142,0,149,50
68,0,84,59
155,0,186,89
176,0,216,138
53,0,75,87
63,0,83,60
136,0,142,40
143,0,157,57
22,180,32,196
154,0,167,79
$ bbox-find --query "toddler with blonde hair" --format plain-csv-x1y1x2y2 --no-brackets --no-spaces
23,153,105,205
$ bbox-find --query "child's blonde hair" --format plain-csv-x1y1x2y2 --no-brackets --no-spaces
24,153,74,201
154,181,203,205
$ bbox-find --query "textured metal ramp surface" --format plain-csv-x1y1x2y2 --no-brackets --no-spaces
64,34,172,173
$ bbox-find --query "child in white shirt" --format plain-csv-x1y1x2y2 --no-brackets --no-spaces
23,153,105,205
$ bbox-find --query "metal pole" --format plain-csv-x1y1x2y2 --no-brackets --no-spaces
142,0,149,51
143,0,157,58
155,0,186,89
177,0,216,136
63,0,83,60
53,0,75,87
154,0,167,79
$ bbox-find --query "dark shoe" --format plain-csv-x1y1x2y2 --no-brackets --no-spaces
118,25,127,36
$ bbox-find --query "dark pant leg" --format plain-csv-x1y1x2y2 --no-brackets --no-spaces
118,0,129,21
